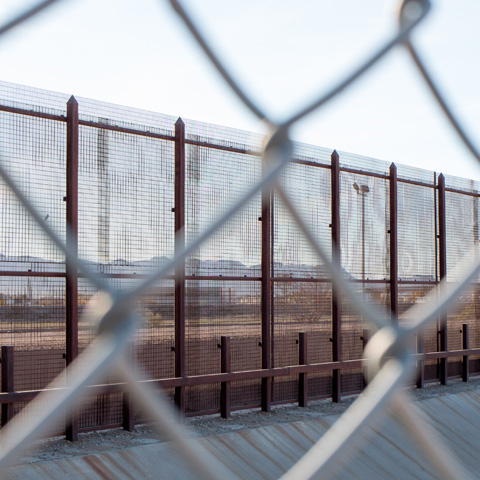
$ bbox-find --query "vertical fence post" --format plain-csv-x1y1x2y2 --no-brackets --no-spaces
66,96,79,441
331,150,341,403
361,329,370,388
1,346,14,427
438,173,448,385
220,336,231,419
261,177,272,412
298,332,308,407
270,191,275,406
389,163,398,325
174,118,186,415
462,323,469,382
122,342,135,431
416,331,424,389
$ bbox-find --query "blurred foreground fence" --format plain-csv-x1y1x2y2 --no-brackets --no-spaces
0,80,479,438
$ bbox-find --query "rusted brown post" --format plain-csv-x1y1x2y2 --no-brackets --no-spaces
66,96,79,441
416,331,424,389
462,323,469,382
362,329,370,388
220,336,231,418
331,150,341,402
438,173,448,385
298,332,308,407
389,163,398,325
122,342,135,431
1,346,14,426
261,178,272,412
174,118,186,415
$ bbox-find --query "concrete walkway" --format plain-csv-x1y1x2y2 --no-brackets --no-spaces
6,390,480,479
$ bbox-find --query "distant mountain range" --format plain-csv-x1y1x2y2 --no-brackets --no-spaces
0,255,333,299
0,255,434,300
0,254,331,277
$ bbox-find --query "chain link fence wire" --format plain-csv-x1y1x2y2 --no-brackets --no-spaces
0,0,479,478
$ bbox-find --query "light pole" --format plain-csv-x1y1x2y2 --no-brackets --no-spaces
353,183,370,287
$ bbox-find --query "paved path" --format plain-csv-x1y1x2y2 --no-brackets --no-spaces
6,389,480,479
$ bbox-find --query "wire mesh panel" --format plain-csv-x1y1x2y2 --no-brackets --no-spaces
135,280,175,382
0,273,66,436
185,279,261,412
185,142,262,277
399,283,439,382
0,103,66,433
78,125,175,265
340,171,390,281
230,325,262,410
274,163,331,278
339,152,391,178
76,119,177,427
339,169,390,394
0,81,69,116
445,190,477,376
5,277,66,390
273,280,333,402
339,286,369,395
272,159,332,403
395,175,440,383
0,112,66,260
183,128,263,413
397,181,437,281
77,98,176,140
227,281,262,410
75,277,120,430
445,191,477,281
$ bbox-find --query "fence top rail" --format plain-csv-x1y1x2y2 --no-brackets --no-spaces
0,104,65,122
3,91,480,199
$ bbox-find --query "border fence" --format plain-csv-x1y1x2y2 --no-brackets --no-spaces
0,80,479,438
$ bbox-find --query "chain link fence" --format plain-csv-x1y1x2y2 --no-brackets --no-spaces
0,0,479,478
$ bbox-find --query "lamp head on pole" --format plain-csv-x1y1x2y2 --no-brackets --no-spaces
353,183,370,194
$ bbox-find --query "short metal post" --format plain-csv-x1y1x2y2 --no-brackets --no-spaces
220,336,231,419
417,331,424,389
362,329,370,388
462,323,469,382
298,332,308,407
122,342,135,431
1,346,14,427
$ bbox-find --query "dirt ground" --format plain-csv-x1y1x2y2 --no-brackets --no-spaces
12,375,480,467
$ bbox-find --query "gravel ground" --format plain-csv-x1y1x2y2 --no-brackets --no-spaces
13,376,480,467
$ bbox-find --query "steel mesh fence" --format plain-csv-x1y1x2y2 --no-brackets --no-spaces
0,0,480,479
0,79,479,471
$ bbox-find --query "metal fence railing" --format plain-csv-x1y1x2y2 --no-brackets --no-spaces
2,81,480,427
0,0,479,479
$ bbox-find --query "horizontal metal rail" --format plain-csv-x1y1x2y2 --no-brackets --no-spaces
0,347,478,405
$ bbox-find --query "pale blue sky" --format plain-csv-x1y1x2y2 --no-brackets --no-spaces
1,0,480,180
